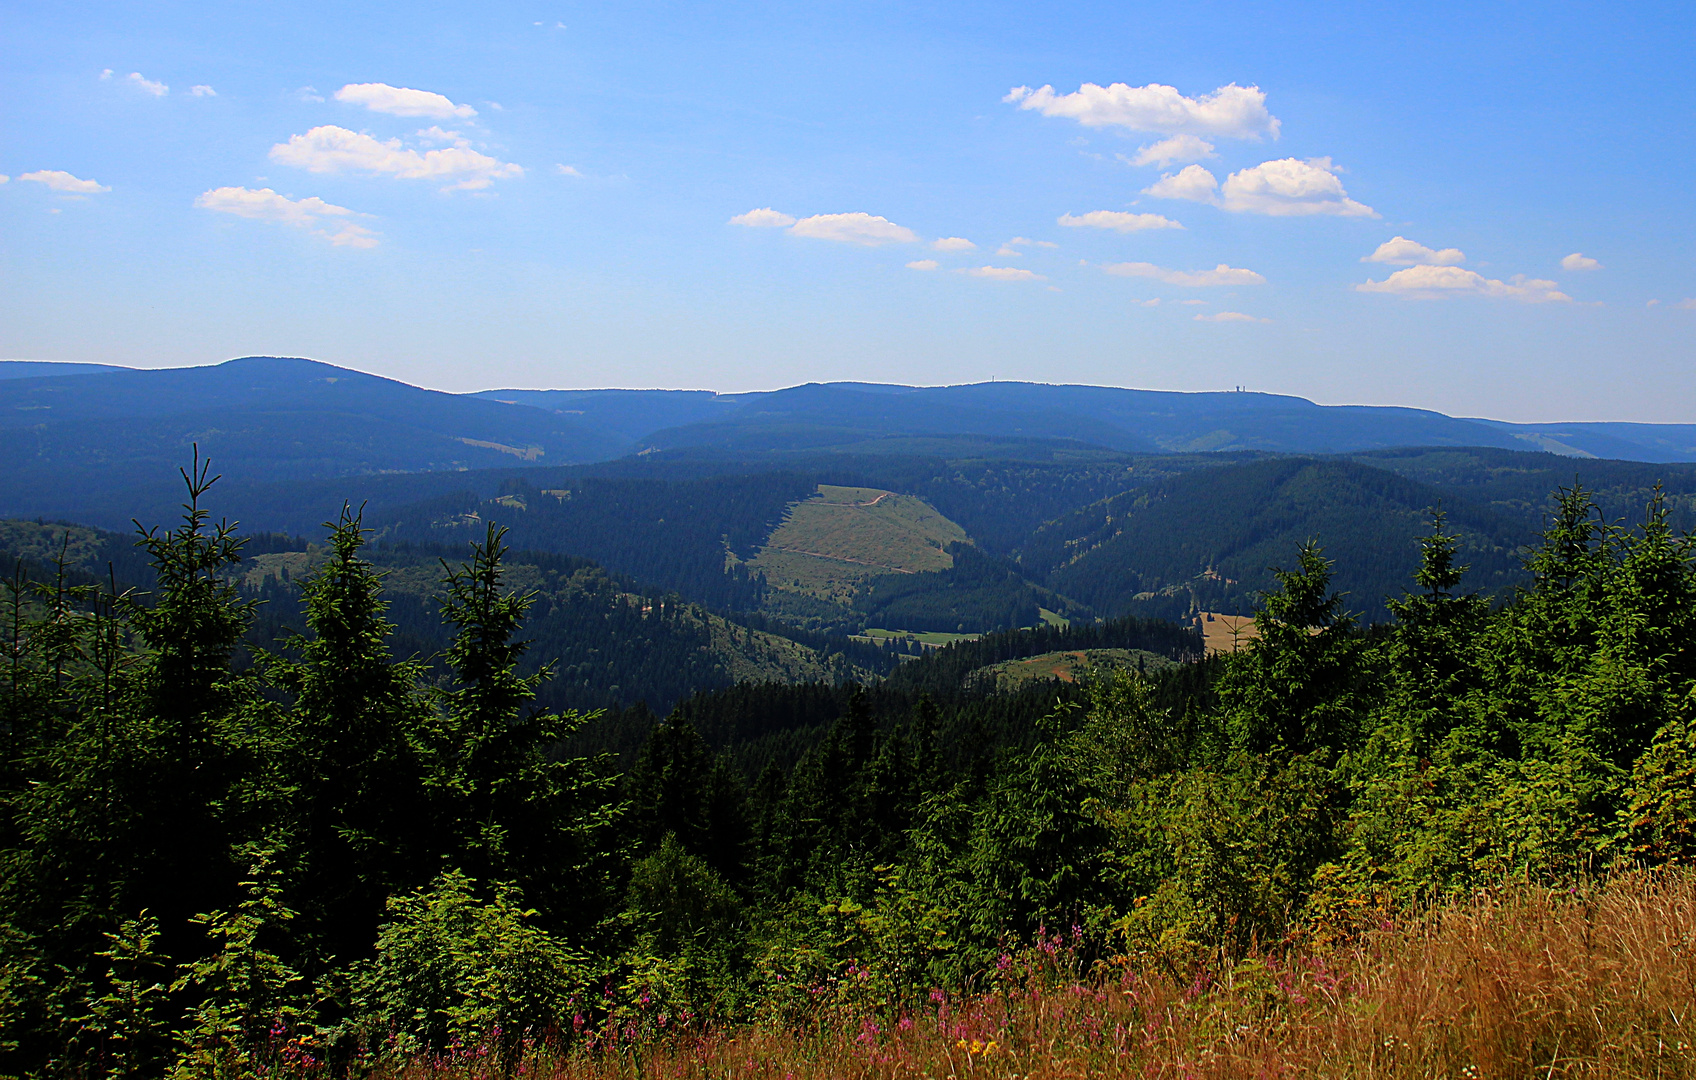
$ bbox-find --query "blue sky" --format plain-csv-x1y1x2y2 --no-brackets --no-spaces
2,1,1693,421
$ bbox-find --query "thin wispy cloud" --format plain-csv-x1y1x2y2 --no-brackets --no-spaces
960,266,1046,281
269,126,522,190
195,186,380,248
1059,211,1183,233
1101,261,1266,287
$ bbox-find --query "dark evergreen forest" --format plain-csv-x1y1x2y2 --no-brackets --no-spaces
3,458,1696,1078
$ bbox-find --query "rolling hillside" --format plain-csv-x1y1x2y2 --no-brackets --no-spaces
1022,456,1535,621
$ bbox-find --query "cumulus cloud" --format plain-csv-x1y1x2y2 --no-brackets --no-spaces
1356,265,1570,303
1058,210,1183,233
126,72,168,96
960,266,1046,281
1195,311,1269,322
195,186,379,248
1101,261,1265,287
296,86,326,103
20,170,109,194
995,245,1022,256
729,207,796,227
269,126,522,190
1142,164,1219,203
1364,236,1465,266
1144,157,1375,217
1562,252,1602,271
334,82,477,119
906,259,939,271
788,212,917,246
1125,134,1217,167
190,85,216,97
555,164,584,177
932,236,976,251
1004,82,1278,139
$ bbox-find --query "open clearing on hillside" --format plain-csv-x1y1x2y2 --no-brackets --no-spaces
1194,612,1258,654
750,485,969,604
851,627,981,648
964,648,1176,692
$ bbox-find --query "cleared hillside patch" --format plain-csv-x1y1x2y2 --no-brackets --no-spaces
963,646,1176,692
751,484,969,604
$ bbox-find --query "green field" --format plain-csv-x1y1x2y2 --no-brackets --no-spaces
851,626,982,648
750,484,970,604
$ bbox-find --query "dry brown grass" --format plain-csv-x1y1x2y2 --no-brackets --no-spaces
380,870,1696,1079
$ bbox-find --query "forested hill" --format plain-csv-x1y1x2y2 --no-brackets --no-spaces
0,517,893,716
8,355,1696,534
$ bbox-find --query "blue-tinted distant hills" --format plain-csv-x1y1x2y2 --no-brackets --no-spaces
481,381,1696,463
6,356,1696,532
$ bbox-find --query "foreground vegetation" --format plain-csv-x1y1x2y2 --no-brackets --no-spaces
3,457,1696,1077
374,869,1696,1078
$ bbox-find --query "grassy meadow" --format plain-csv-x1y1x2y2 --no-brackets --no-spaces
348,869,1695,1079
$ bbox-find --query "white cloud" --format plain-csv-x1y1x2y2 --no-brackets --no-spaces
906,259,939,271
729,207,795,227
995,245,1021,256
932,236,976,251
788,212,917,246
1562,252,1602,271
0,175,8,183
960,266,1046,281
326,223,380,248
1364,236,1465,266
1125,134,1217,167
1195,311,1269,322
1003,236,1058,248
269,126,522,190
296,86,325,103
100,69,113,80
1356,265,1571,302
1219,157,1374,216
195,186,378,248
190,85,216,97
1676,299,1696,310
195,186,356,224
1143,164,1219,203
334,82,477,119
1004,82,1278,139
126,72,168,96
1059,210,1183,233
415,126,470,146
20,170,109,194
1143,158,1376,217
1102,261,1265,287
555,164,584,177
